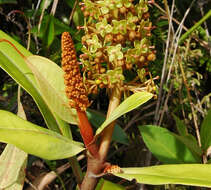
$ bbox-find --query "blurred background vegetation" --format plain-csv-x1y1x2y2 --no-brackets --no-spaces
0,0,210,189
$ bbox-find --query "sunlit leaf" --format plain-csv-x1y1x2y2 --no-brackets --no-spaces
95,92,153,136
0,30,60,132
115,164,211,187
26,55,78,125
0,110,84,160
0,144,27,189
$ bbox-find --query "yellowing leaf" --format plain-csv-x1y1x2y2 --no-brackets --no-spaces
95,92,153,137
115,164,211,187
26,55,78,125
0,110,84,160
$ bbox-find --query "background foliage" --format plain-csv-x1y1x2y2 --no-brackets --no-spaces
0,0,211,189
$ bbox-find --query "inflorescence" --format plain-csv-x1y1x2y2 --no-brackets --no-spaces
79,0,156,95
61,32,89,111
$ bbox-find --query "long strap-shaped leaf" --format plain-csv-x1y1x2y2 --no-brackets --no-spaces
0,110,84,160
115,164,211,187
0,30,60,132
95,92,153,137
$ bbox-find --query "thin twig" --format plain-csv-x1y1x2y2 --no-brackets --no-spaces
124,102,156,131
38,0,49,33
158,83,173,126
178,51,201,148
153,0,175,125
179,10,211,45
33,0,42,19
50,0,59,16
68,0,79,25
154,2,210,51
156,0,196,126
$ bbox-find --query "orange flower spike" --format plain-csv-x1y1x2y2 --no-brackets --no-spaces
61,32,97,155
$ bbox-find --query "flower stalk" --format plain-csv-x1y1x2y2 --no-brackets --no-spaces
61,32,98,156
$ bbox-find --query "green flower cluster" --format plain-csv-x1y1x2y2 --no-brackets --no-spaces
80,0,156,94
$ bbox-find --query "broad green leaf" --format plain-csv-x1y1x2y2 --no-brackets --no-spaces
0,110,84,160
172,115,201,160
42,15,55,47
115,164,211,187
173,114,188,136
200,108,211,150
139,125,198,164
87,109,129,145
0,0,17,4
0,30,60,132
26,55,77,125
0,144,27,189
96,178,125,190
96,92,153,136
173,134,202,159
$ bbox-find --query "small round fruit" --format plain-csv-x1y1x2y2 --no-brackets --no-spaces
136,32,141,39
143,12,150,19
94,57,100,64
129,30,136,41
105,34,113,42
116,34,124,42
83,11,90,17
96,51,103,58
95,79,101,85
119,6,127,14
100,68,106,73
126,63,132,69
99,83,105,88
139,55,145,63
147,53,156,61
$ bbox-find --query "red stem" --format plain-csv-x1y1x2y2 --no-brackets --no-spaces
76,109,99,156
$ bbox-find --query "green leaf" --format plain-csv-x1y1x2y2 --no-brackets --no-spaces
0,30,60,132
172,115,201,160
0,87,27,190
95,92,153,136
96,178,125,190
173,114,188,136
0,0,17,4
173,134,202,161
73,5,84,26
87,109,129,145
139,125,198,164
0,110,84,160
200,108,211,150
115,164,211,187
26,55,78,125
0,144,27,189
0,87,28,190
33,15,75,37
40,0,53,10
42,15,55,47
